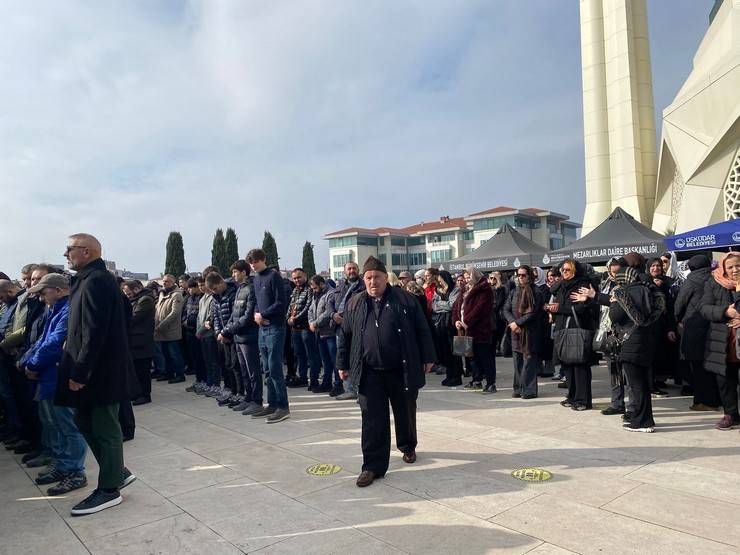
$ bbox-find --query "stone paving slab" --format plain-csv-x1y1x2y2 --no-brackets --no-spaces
1,357,740,554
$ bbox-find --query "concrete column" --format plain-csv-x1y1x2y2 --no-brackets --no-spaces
580,0,612,234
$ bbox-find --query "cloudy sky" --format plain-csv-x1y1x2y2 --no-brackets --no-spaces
1,0,712,276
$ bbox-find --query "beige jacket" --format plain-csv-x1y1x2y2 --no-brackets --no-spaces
154,288,184,341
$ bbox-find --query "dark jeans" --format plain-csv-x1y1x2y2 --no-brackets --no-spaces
133,358,152,400
472,342,496,386
186,333,206,383
690,360,721,407
291,329,322,385
284,329,296,379
75,403,125,490
223,342,241,395
200,335,221,387
564,363,592,408
236,342,263,404
259,325,289,409
158,340,185,379
38,400,86,474
317,335,339,387
717,364,740,420
513,351,540,396
358,367,418,476
0,358,20,433
623,362,655,428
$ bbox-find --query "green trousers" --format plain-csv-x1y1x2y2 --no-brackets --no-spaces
75,403,124,490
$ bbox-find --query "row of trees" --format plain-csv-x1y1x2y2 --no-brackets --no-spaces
164,230,317,278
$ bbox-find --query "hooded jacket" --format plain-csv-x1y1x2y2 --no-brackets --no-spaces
308,284,337,339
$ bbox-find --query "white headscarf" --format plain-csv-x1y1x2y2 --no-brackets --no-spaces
532,266,546,287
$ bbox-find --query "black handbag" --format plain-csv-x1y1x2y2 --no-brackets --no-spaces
554,308,594,365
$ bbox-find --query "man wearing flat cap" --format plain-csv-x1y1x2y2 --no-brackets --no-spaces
337,256,436,487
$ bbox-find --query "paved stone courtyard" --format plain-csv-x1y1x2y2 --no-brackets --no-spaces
2,359,740,554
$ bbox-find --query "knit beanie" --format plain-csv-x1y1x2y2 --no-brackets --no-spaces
362,256,387,275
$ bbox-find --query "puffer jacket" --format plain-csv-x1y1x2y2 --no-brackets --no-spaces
19,297,69,400
287,285,313,330
700,278,737,377
154,287,184,341
308,285,336,338
674,267,711,361
222,278,259,344
211,281,237,336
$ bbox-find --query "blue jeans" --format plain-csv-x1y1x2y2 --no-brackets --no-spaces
236,341,263,404
158,340,185,379
38,399,86,474
318,336,339,387
153,342,165,375
259,325,289,409
291,329,322,385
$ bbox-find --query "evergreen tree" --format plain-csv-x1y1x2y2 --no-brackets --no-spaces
211,228,227,275
224,227,239,267
262,231,279,268
164,231,186,277
302,241,316,278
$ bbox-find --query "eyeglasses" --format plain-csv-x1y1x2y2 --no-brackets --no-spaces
561,267,573,274
516,273,528,278
64,245,86,254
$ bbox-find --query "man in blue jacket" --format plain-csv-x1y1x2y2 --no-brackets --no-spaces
247,248,289,423
18,273,88,495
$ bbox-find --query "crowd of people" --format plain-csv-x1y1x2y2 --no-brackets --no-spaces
2,235,740,509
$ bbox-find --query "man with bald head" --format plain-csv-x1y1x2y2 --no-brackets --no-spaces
57,233,138,516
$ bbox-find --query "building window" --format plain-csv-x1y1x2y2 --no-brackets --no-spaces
473,216,514,231
427,233,456,244
406,236,424,246
547,217,560,233
465,246,475,254
391,253,408,267
378,237,385,246
430,249,452,263
329,236,357,248
562,226,578,242
390,236,406,246
357,235,378,246
378,253,387,265
514,216,540,229
549,238,564,250
461,230,474,241
333,271,343,281
408,252,427,267
332,253,353,267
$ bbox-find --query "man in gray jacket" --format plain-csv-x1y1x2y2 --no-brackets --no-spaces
154,274,185,384
308,276,341,395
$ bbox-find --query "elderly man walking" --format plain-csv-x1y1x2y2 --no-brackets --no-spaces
58,233,137,516
337,256,436,487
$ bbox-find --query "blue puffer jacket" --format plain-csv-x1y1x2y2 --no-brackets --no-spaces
211,282,237,336
19,297,69,401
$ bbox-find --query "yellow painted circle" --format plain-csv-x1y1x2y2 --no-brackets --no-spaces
306,463,342,476
511,468,552,482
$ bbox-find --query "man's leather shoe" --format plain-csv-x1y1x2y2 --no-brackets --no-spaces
402,452,417,464
356,471,377,487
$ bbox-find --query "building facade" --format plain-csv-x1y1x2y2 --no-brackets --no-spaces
651,0,740,235
323,207,580,280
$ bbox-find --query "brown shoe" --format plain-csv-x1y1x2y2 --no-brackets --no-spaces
402,451,417,464
356,471,377,487
690,403,718,412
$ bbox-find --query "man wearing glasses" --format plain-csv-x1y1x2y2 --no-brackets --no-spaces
57,234,137,515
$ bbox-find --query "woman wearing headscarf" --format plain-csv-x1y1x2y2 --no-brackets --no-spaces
453,266,496,393
546,259,598,411
503,265,545,398
647,257,678,397
609,266,659,432
700,252,740,430
432,271,463,386
674,254,720,410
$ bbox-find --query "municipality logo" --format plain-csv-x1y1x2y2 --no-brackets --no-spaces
675,238,686,248
513,257,521,268
733,232,740,243
542,254,550,265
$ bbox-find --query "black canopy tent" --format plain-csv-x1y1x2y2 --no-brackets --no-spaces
539,207,665,267
439,224,548,273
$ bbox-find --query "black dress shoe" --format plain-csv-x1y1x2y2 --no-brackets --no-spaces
122,434,134,442
314,383,332,393
22,450,43,463
511,393,521,398
441,378,462,387
168,376,186,384
132,397,151,406
288,379,308,388
13,441,35,454
402,452,417,464
557,381,568,389
356,471,378,487
156,375,170,382
522,394,537,399
601,406,625,416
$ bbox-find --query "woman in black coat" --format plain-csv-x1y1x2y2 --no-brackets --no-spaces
646,258,678,396
609,266,660,432
674,255,720,410
700,252,740,430
546,259,598,411
123,281,156,405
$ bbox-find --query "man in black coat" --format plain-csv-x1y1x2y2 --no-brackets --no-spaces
337,256,436,488
57,233,138,516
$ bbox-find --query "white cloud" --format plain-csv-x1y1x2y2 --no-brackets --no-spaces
0,0,706,277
